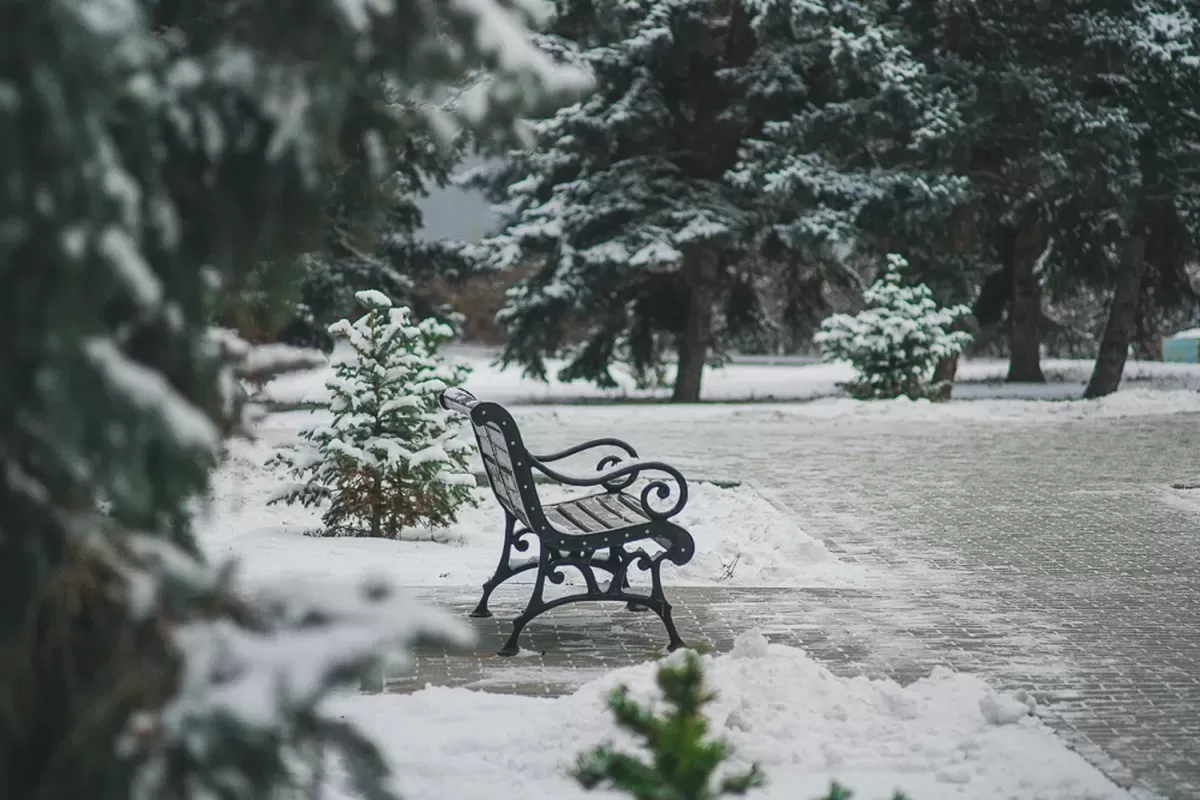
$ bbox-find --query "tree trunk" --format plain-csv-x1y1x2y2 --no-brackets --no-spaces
1007,221,1046,383
370,473,383,538
1085,136,1158,399
1084,234,1146,399
672,255,719,403
930,354,959,401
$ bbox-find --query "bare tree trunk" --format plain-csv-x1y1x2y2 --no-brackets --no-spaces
672,254,719,403
930,353,959,401
1007,221,1046,383
1084,234,1146,399
1085,136,1158,399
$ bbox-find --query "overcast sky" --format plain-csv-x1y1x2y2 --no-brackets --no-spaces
414,156,498,242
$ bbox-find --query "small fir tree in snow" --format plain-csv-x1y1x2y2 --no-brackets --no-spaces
575,651,912,800
271,290,476,537
815,255,973,401
574,651,766,800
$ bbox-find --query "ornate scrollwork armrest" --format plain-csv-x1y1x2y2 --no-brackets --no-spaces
532,437,641,491
528,457,690,521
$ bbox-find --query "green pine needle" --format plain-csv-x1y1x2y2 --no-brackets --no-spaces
572,651,765,800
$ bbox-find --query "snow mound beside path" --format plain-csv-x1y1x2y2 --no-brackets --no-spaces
332,632,1127,800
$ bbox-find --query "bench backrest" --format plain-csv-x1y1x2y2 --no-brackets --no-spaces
440,387,544,530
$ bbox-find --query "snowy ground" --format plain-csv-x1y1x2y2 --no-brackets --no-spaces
187,351,1200,800
202,409,849,589
328,633,1127,800
262,345,1200,419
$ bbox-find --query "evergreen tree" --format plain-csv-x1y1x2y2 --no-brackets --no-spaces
574,651,765,800
270,290,477,537
276,83,486,352
901,0,1151,384
469,0,839,401
0,1,586,798
575,651,911,800
730,0,975,301
1081,0,1200,396
217,77,485,351
815,255,973,400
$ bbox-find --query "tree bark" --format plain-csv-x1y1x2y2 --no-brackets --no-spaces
1085,136,1158,400
1006,221,1046,383
930,353,959,401
672,255,719,403
1084,234,1146,399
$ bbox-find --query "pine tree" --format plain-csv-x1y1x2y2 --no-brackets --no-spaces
729,0,974,294
815,255,973,401
271,290,477,537
898,1,1150,384
0,1,587,798
574,651,766,800
575,651,912,800
1081,0,1200,396
276,84,486,351
468,0,840,401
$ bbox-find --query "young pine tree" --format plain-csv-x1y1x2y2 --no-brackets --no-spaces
816,255,973,401
577,651,912,800
271,290,477,537
574,651,765,800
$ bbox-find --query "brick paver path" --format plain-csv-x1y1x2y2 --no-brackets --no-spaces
392,406,1200,800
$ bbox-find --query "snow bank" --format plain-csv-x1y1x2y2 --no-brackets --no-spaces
770,387,1200,422
329,633,1127,800
198,425,848,590
261,344,1200,415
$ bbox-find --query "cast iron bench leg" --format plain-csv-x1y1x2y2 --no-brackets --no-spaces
471,514,517,619
498,547,550,656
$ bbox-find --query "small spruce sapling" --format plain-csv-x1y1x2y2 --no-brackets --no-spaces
820,783,911,800
575,651,913,800
573,650,765,800
815,255,973,401
270,290,477,537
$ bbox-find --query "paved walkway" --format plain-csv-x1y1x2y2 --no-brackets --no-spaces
391,406,1200,800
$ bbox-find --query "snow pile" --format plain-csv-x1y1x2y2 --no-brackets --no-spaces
774,388,1200,422
199,429,847,590
329,633,1128,800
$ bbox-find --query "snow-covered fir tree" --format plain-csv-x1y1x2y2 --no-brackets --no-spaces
272,291,477,537
0,1,586,798
466,0,843,401
816,255,973,401
729,1,971,281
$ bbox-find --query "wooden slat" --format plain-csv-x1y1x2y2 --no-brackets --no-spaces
544,508,576,532
556,503,601,533
598,493,645,524
576,496,628,530
616,493,652,520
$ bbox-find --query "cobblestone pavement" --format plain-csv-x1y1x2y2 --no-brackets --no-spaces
391,406,1200,800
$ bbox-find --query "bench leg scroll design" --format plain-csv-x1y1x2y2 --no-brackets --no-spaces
495,543,687,656
471,514,538,619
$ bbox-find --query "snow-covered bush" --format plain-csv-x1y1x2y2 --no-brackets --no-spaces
815,255,973,400
270,290,477,537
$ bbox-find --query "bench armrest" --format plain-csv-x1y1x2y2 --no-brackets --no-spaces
529,457,689,521
531,437,641,489
532,437,639,463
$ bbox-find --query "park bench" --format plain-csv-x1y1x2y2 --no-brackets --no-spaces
439,387,696,656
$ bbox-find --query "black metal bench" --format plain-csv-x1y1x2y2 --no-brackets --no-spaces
439,387,696,656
